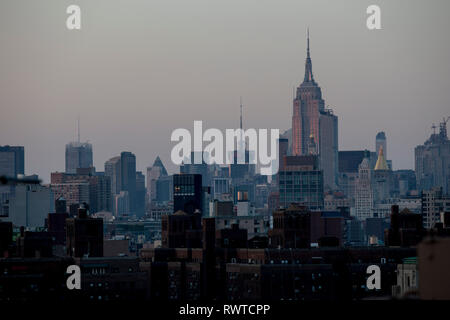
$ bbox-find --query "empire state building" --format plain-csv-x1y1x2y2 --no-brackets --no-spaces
292,31,338,190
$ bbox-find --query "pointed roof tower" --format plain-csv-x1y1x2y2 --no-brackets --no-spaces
374,146,389,171
152,156,168,176
302,28,316,85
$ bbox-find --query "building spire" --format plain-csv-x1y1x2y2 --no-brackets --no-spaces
307,27,310,59
303,28,315,84
77,116,80,143
240,96,243,131
239,97,245,151
374,146,389,170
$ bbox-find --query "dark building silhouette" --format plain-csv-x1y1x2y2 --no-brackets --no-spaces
161,210,202,248
278,138,289,172
442,212,450,228
269,204,344,249
136,171,146,217
16,228,53,258
268,192,280,215
0,256,149,302
216,223,248,249
419,237,450,300
173,174,202,214
228,150,255,183
47,198,69,246
385,205,424,247
269,204,311,248
202,217,216,251
211,200,234,217
66,206,103,257
338,151,366,173
55,197,67,213
366,217,387,243
0,221,13,257
0,257,74,302
310,211,344,246
120,151,137,215
76,256,149,301
139,246,415,301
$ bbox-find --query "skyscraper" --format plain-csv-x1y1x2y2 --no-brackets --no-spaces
375,131,392,169
173,174,203,214
120,152,137,215
66,205,103,257
415,118,450,194
135,171,146,217
319,109,338,189
0,146,24,178
4,184,54,228
105,156,122,216
181,151,210,186
104,153,139,216
355,151,374,221
291,31,338,190
372,146,393,208
278,155,324,211
376,132,387,159
421,187,450,229
50,170,111,214
146,156,168,205
105,156,122,195
65,142,93,174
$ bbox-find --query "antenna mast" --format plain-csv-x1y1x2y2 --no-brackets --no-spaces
77,116,80,143
239,97,245,151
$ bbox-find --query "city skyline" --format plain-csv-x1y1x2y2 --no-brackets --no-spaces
1,0,450,183
2,1,450,305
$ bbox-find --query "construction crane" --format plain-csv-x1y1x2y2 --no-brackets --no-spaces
439,116,450,138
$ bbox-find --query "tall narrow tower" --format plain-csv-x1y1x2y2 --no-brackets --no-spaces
291,30,338,190
292,29,325,156
239,96,244,151
375,132,387,160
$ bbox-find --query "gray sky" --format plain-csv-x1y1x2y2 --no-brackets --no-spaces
1,0,449,183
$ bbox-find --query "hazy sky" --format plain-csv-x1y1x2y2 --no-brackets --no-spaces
1,0,449,183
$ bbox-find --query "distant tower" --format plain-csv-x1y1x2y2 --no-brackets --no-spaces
374,146,389,171
146,156,168,205
292,28,323,156
120,152,137,215
355,151,374,221
292,29,338,189
228,98,255,182
373,146,392,207
239,96,245,151
65,119,93,174
415,117,450,194
77,116,80,143
375,132,387,160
